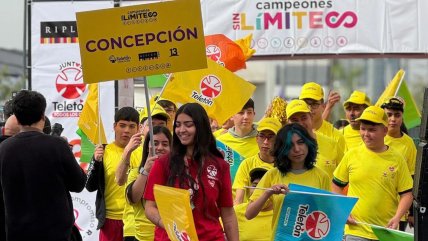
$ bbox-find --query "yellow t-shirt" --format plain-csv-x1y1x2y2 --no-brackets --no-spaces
233,154,274,190
216,132,259,159
385,133,417,175
232,154,274,202
103,143,142,236
234,202,273,241
314,133,344,180
317,120,347,154
123,148,143,237
342,125,363,151
249,167,331,241
103,143,127,220
127,168,155,241
333,145,413,240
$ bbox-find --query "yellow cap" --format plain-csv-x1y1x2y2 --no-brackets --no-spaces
257,117,282,134
343,90,371,107
299,82,324,101
356,106,388,126
139,105,170,122
286,99,310,119
150,93,176,107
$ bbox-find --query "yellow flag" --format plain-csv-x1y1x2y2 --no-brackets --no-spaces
78,84,107,144
234,34,256,60
375,69,421,128
375,69,405,106
154,185,199,241
162,58,256,125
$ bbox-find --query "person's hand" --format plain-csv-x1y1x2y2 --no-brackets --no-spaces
143,155,158,173
326,91,341,107
407,215,414,228
387,216,401,229
346,214,357,225
125,132,143,153
268,184,289,195
94,145,104,162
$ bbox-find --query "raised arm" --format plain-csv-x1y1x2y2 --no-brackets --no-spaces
85,145,104,192
115,132,142,186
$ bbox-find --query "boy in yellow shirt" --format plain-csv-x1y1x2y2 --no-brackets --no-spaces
332,106,413,241
86,107,141,241
342,91,371,151
299,82,347,153
217,98,259,180
233,117,282,205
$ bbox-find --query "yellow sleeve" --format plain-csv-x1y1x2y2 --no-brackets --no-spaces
320,169,332,191
397,157,413,193
333,151,350,186
335,134,345,164
407,138,417,176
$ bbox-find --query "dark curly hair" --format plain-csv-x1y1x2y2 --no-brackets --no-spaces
273,123,317,175
12,90,46,126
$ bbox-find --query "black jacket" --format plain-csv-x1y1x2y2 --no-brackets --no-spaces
0,131,86,241
85,156,107,229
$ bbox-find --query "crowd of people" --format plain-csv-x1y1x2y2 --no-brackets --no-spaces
0,81,417,241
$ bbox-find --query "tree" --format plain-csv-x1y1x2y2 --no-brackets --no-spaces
0,66,26,104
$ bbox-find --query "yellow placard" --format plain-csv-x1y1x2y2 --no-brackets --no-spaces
76,0,207,83
153,184,199,241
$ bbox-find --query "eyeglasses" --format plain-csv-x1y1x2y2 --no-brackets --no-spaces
304,100,321,109
257,134,275,141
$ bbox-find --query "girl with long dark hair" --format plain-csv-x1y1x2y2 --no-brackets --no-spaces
144,103,238,241
126,126,172,241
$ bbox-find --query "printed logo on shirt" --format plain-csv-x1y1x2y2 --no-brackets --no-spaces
207,164,218,177
382,171,388,178
382,166,397,180
324,159,336,167
206,164,219,188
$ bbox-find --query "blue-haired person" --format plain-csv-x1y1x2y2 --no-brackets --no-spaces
245,123,330,241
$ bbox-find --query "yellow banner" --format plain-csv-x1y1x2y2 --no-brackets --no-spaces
76,0,207,83
78,83,107,145
153,185,199,241
162,58,256,125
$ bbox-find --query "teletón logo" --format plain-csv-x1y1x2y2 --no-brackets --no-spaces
200,75,222,98
293,204,331,240
305,211,330,240
55,62,86,99
206,45,224,66
190,75,223,107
